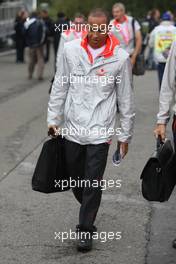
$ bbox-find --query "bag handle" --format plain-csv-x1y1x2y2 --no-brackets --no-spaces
156,135,164,150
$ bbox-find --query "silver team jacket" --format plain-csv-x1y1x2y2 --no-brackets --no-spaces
47,34,135,145
157,41,176,124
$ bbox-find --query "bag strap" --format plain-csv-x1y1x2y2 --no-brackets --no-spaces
132,18,136,48
156,135,164,151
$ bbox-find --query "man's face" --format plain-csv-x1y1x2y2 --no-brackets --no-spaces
155,10,160,20
112,7,124,20
87,16,108,49
22,11,28,20
73,17,85,32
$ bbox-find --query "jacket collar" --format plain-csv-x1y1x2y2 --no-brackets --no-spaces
160,21,173,26
24,17,36,29
113,15,128,25
80,34,120,63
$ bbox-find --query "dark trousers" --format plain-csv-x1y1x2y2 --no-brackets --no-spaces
157,63,166,90
28,46,44,79
16,39,25,62
44,40,50,63
172,115,176,151
64,139,109,232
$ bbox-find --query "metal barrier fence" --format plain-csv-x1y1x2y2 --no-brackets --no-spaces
0,1,24,38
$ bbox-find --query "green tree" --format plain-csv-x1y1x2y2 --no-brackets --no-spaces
38,0,176,20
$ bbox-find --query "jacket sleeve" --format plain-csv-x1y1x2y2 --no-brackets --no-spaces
56,34,66,71
157,41,176,124
148,29,155,48
116,57,136,143
47,46,70,127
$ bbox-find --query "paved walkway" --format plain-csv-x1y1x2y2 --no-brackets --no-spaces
0,52,176,264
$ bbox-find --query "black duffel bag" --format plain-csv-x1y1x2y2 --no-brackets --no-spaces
32,135,70,193
140,137,176,202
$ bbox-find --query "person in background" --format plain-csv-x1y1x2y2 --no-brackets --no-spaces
53,12,69,59
24,11,46,80
40,9,53,63
146,8,160,69
48,13,86,94
14,9,28,63
149,12,176,89
148,8,160,33
110,2,142,67
153,41,176,250
56,13,87,70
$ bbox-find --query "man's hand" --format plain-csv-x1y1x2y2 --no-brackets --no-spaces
154,124,166,141
48,124,59,137
118,141,129,159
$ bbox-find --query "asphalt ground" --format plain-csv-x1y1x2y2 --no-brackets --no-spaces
0,50,176,264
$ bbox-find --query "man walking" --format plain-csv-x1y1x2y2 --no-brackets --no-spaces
24,12,46,80
47,8,135,252
14,9,28,63
110,2,142,67
154,41,176,249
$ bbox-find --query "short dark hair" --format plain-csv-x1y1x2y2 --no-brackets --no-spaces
30,11,39,18
150,8,159,19
73,12,86,21
88,8,110,24
57,12,65,18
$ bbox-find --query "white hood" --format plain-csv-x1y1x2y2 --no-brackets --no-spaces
24,18,36,29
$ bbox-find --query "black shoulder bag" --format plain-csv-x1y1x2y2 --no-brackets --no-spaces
132,18,146,76
140,137,176,202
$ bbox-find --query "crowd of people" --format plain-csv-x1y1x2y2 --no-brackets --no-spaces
13,2,176,252
14,4,176,88
14,8,69,79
